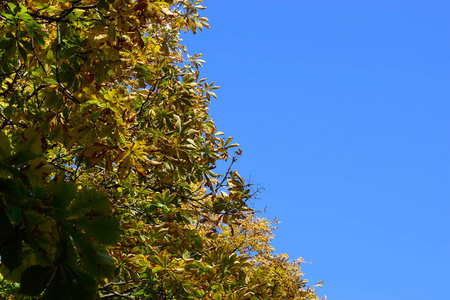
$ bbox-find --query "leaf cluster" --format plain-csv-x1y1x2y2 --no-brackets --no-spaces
0,1,322,299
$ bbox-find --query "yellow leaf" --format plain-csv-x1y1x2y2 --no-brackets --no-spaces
132,157,147,177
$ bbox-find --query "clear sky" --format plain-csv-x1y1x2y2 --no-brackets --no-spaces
182,1,450,299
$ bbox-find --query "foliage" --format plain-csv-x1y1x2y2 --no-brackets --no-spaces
0,0,322,299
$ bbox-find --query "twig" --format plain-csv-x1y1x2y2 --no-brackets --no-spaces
31,37,48,76
25,83,50,102
99,281,134,290
100,291,135,300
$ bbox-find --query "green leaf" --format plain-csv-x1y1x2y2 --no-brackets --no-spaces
0,208,13,246
17,44,27,62
43,90,61,108
56,235,77,271
0,228,22,271
97,0,109,11
59,62,77,87
20,39,32,51
0,37,13,50
41,266,71,300
90,109,101,121
51,181,77,210
24,211,58,265
20,265,54,296
71,271,99,300
72,235,115,280
6,3,17,11
34,33,45,47
67,189,111,218
5,204,22,225
42,266,99,300
192,234,203,250
75,217,121,244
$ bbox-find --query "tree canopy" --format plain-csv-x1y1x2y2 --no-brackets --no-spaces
0,0,322,299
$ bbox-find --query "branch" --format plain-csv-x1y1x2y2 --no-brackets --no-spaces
73,4,97,10
214,155,239,194
0,64,22,97
99,281,134,290
100,291,135,300
27,11,70,23
25,83,50,102
31,37,48,76
27,1,96,23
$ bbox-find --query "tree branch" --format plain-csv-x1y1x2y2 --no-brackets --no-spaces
100,291,135,300
55,22,80,104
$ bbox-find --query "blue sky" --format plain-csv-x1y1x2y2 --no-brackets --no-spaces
182,1,449,299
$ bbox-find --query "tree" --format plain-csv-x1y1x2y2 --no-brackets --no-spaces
0,0,322,299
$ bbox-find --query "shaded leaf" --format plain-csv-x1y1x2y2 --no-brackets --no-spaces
75,217,121,244
24,211,59,265
0,130,11,158
67,189,111,218
51,181,77,210
0,228,22,271
20,265,54,296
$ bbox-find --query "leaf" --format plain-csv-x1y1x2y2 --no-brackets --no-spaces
0,208,14,246
41,267,71,300
33,33,45,47
118,156,132,179
208,91,217,99
133,157,147,177
82,143,110,166
75,217,121,244
67,189,111,218
14,126,45,157
51,181,77,210
149,254,163,266
90,109,100,121
23,157,54,187
0,228,22,271
24,211,59,265
18,44,27,61
226,143,240,149
73,236,115,280
97,0,109,11
20,265,54,296
0,178,25,203
0,130,11,158
127,269,140,284
43,266,99,300
192,234,203,250
158,5,174,16
70,271,99,300
147,160,163,166
59,62,77,87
